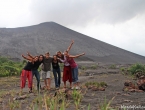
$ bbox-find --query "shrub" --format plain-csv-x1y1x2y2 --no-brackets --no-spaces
85,81,107,88
120,67,125,72
0,57,23,77
128,63,145,75
90,65,98,69
99,82,107,87
109,64,116,69
100,96,115,110
120,67,128,75
72,89,83,109
81,66,86,70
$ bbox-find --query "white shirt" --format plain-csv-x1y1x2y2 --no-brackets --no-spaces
59,56,70,66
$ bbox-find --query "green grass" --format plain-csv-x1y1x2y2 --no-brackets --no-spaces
0,86,117,110
0,57,23,77
100,96,116,110
120,63,145,78
72,89,83,109
109,64,116,69
90,64,98,69
80,65,86,70
128,63,145,76
85,81,107,88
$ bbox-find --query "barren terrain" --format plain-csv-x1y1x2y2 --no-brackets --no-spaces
0,64,145,110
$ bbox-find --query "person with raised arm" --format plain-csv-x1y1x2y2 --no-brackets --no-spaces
64,51,85,89
56,40,74,88
66,40,74,52
20,54,38,93
57,40,74,88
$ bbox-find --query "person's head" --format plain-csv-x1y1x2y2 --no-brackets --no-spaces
34,56,39,62
45,52,50,58
53,55,57,60
39,55,44,61
64,50,69,57
56,51,62,58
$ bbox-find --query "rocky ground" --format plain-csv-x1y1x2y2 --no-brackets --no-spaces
0,64,145,110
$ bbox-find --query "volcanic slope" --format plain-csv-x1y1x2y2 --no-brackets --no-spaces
0,22,145,64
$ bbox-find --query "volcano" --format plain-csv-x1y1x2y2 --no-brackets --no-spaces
0,22,145,64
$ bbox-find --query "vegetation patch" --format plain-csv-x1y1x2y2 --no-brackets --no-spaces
0,57,23,77
90,64,98,69
85,81,107,91
120,63,145,79
109,64,116,69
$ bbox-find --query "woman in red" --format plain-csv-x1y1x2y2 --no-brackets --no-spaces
57,40,74,88
20,54,38,93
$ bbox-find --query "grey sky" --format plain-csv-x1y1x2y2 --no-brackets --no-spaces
0,0,145,56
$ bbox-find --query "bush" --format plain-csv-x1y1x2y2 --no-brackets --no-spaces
80,66,86,70
109,64,116,69
85,81,107,88
120,67,125,71
90,65,98,69
0,57,8,63
128,63,145,75
0,57,23,77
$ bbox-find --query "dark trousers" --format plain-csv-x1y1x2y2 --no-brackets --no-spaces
32,69,41,91
53,68,61,88
71,67,79,83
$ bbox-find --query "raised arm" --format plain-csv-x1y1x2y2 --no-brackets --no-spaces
66,40,74,52
27,52,34,59
22,54,33,62
69,53,85,58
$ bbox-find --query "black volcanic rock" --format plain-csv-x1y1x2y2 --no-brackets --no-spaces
0,22,145,64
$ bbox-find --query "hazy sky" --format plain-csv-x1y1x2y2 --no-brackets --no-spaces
0,0,145,56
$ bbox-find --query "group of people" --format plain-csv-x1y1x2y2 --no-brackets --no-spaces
20,40,85,93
